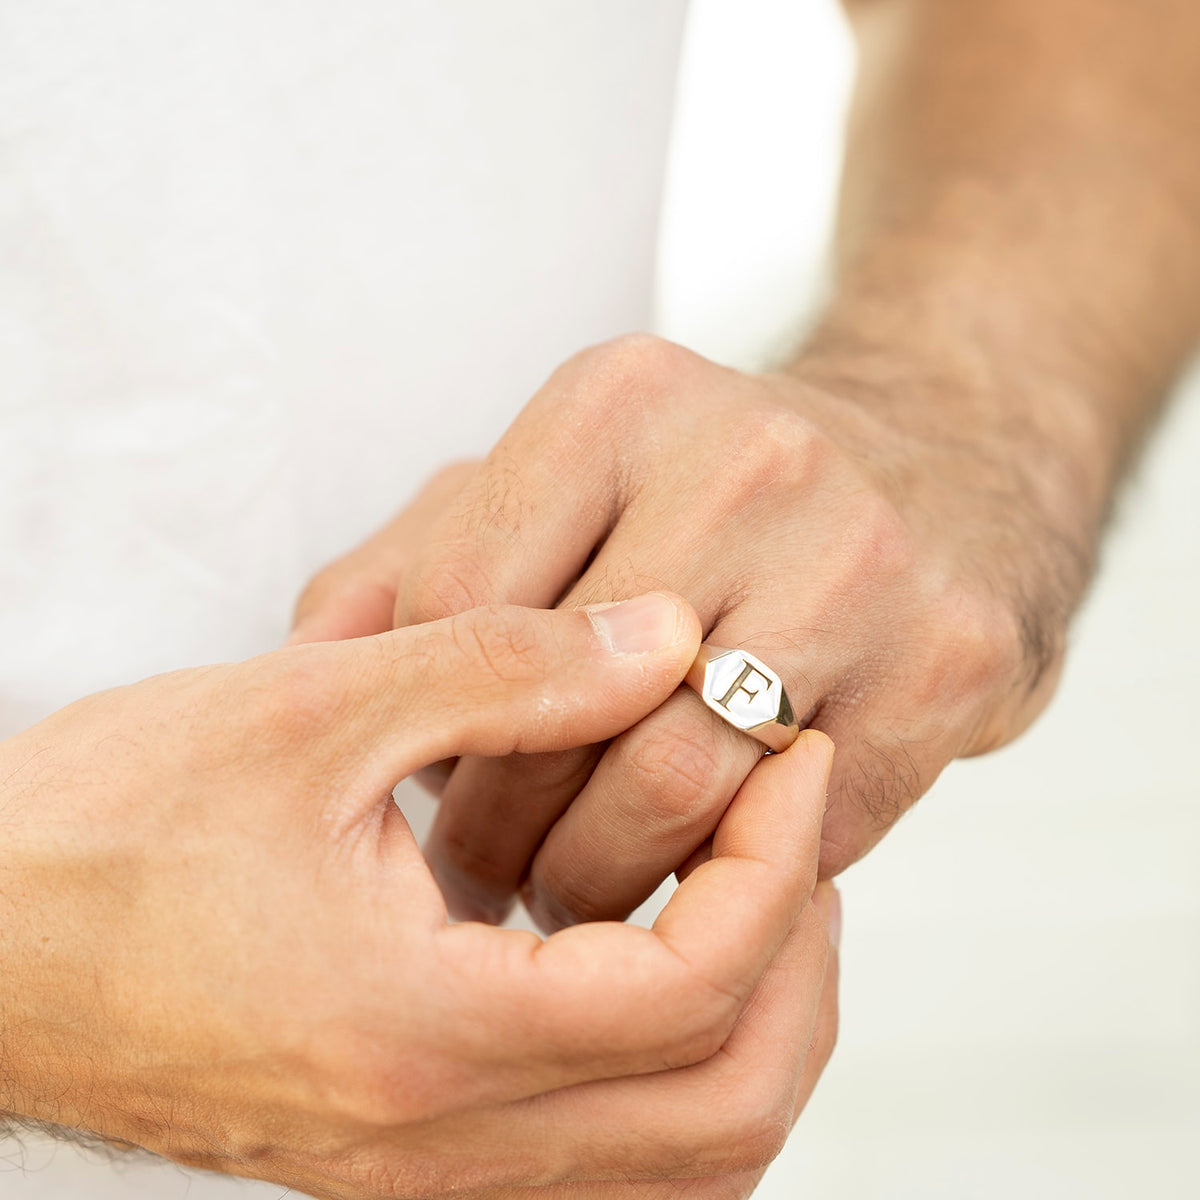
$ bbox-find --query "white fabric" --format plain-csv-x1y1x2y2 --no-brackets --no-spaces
0,0,686,735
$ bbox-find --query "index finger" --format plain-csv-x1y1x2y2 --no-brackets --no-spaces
438,729,833,1103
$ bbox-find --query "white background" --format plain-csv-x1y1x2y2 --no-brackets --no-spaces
662,3,1200,1198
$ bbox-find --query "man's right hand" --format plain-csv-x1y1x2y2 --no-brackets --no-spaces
0,594,839,1200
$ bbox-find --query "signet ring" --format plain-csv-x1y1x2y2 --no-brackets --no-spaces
684,644,801,754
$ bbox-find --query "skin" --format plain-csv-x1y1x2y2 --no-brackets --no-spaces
0,595,839,1198
292,0,1200,930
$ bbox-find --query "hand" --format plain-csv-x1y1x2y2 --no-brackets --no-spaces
292,334,1068,930
0,593,840,1199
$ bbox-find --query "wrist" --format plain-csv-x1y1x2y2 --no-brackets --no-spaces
780,251,1125,535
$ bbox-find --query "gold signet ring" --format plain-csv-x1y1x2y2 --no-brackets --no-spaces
684,644,801,754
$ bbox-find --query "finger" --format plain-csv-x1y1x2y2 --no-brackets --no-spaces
416,546,733,926
296,592,701,806
519,688,761,932
419,493,774,924
422,492,825,928
515,899,831,1180
425,741,608,923
434,731,833,1100
643,729,830,1035
324,889,836,1199
521,620,823,932
392,352,636,627
425,681,753,926
288,459,478,645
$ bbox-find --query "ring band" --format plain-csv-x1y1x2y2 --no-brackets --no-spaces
684,644,801,754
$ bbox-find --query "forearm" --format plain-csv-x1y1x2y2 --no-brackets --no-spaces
790,0,1200,584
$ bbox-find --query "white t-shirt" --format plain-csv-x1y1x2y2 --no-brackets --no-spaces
0,4,685,1196
0,0,687,735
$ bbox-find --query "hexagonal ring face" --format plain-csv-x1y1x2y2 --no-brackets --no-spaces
698,646,798,745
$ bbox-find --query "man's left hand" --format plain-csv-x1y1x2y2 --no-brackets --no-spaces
292,334,1065,928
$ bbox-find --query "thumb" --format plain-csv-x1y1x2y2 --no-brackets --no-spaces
330,592,703,783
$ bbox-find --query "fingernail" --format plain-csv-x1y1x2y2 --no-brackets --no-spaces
586,593,680,656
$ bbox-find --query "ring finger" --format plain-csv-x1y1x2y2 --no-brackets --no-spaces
521,629,822,932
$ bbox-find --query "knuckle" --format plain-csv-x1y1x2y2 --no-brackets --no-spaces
735,403,821,461
667,1019,731,1071
718,408,917,589
334,1075,405,1132
842,490,916,580
236,651,339,754
726,1123,791,1175
622,722,727,830
949,596,1020,694
702,406,905,543
533,861,606,926
565,333,696,414
912,584,1024,713
705,406,822,510
580,330,689,378
898,566,1063,759
664,982,744,1069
